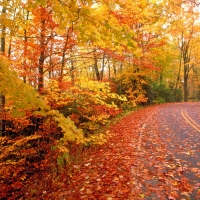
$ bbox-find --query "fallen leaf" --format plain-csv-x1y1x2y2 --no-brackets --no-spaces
139,193,145,198
86,189,93,195
191,168,198,173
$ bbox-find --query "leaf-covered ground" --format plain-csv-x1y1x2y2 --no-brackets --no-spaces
7,103,200,199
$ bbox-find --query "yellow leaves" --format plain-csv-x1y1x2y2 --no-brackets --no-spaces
116,69,148,106
88,114,110,124
92,4,109,20
54,141,69,156
0,134,41,161
75,77,110,93
88,123,100,131
45,79,74,109
20,174,27,181
47,109,84,143
125,88,147,105
86,131,110,145
43,78,123,137
73,78,126,107
0,14,15,29
139,193,145,198
76,1,136,51
150,0,158,3
0,56,48,117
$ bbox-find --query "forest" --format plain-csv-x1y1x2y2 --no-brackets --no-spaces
1,0,200,199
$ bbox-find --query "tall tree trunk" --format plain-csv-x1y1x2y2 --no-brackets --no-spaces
93,49,100,81
38,19,45,93
108,58,110,80
61,37,68,78
38,51,45,92
113,59,116,78
179,29,194,102
119,62,123,96
0,6,6,136
184,65,189,102
48,28,54,79
182,44,191,102
23,29,28,83
7,7,17,57
1,30,5,53
8,35,12,57
1,7,6,53
70,50,75,85
60,28,71,81
100,52,106,80
22,11,29,83
174,51,182,100
61,51,65,79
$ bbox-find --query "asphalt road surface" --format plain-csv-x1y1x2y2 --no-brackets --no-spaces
139,102,200,199
55,102,200,200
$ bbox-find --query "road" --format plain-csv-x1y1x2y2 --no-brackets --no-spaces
138,102,200,199
54,102,200,200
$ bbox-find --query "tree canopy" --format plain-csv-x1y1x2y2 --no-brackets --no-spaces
1,0,200,198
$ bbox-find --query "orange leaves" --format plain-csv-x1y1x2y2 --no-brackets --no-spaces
116,70,148,107
179,177,193,192
44,79,74,109
53,106,153,199
59,103,200,199
191,167,199,173
70,113,80,124
11,181,23,190
1,102,200,199
74,101,122,132
44,79,124,134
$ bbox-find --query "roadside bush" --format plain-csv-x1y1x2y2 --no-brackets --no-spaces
153,97,166,104
153,83,174,103
143,82,183,104
141,82,155,105
173,88,183,102
45,78,127,135
114,72,148,108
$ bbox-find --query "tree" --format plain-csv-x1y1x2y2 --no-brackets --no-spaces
164,0,200,101
0,2,7,136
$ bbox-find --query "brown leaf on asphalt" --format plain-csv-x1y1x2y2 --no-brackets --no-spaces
191,168,199,173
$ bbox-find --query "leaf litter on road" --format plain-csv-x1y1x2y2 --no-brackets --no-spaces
45,103,200,199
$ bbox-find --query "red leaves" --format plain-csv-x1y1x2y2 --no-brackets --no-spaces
11,181,23,190
180,177,192,191
2,103,200,199
55,103,200,199
53,106,156,199
92,105,122,117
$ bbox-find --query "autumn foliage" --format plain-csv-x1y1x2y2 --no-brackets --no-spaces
0,57,126,199
1,0,199,198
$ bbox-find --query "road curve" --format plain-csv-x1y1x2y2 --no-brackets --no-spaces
53,102,200,200
139,102,200,199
